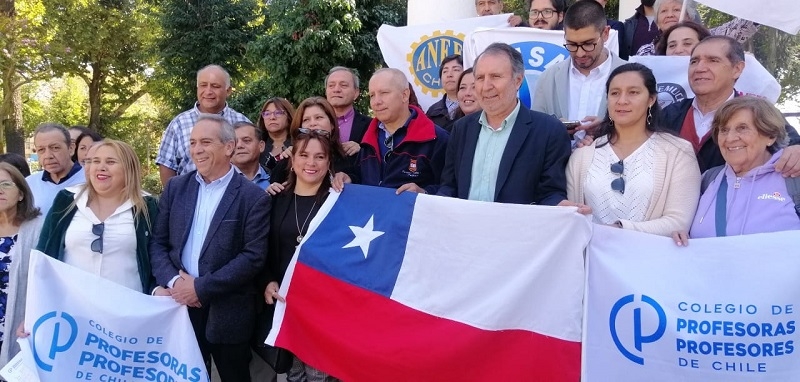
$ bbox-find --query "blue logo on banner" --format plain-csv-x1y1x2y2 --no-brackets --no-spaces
407,31,465,98
510,41,569,108
32,311,78,372
609,294,667,365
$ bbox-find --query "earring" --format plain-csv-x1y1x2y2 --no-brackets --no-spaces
609,119,614,127
647,105,653,126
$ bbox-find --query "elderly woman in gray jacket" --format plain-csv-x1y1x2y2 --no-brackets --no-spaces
0,162,42,369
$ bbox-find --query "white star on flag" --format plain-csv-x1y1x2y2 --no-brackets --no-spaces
343,215,385,258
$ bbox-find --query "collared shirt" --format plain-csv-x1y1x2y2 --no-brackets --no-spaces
378,108,417,160
337,107,356,142
568,50,614,121
156,103,251,176
445,97,459,119
179,166,236,280
42,162,83,184
468,101,521,202
63,189,140,291
692,91,735,139
235,164,271,190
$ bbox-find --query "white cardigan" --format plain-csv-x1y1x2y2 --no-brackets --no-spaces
0,216,43,368
566,133,702,236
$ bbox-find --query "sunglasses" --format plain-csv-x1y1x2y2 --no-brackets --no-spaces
297,128,331,137
91,222,104,254
610,160,625,194
384,135,394,151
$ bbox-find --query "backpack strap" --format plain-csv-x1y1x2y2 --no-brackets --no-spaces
784,176,800,219
700,165,725,194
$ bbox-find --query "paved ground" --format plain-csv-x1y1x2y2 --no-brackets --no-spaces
210,350,287,382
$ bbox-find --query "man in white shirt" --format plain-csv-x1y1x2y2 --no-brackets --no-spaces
532,0,626,141
25,123,85,216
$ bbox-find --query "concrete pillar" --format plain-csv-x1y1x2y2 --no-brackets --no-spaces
618,0,639,20
407,0,477,26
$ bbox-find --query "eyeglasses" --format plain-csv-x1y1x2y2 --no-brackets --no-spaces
529,9,557,18
297,128,331,137
91,222,104,254
564,37,601,53
0,181,16,190
610,161,625,194
262,110,287,119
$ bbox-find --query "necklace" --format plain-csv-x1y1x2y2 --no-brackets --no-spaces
294,194,318,244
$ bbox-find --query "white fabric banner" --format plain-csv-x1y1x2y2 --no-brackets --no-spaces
629,55,781,109
696,0,800,35
377,14,512,110
464,27,618,108
13,251,208,382
584,225,800,381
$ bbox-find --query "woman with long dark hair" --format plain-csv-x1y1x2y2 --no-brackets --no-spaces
566,63,701,236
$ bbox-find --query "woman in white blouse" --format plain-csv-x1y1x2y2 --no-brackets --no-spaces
566,63,701,236
37,140,158,292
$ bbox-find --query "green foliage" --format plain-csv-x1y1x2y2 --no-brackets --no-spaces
155,0,263,114
22,76,88,128
231,0,405,117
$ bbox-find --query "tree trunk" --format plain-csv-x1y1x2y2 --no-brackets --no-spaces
3,85,25,154
87,61,105,134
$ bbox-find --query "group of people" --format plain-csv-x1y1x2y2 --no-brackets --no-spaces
0,0,797,381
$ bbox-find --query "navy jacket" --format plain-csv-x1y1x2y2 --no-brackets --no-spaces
426,95,457,132
662,91,800,172
438,107,571,205
357,105,449,194
149,169,271,344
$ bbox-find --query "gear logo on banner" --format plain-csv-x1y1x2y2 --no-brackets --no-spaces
407,31,465,98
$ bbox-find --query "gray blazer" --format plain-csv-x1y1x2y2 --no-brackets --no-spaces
532,53,627,119
150,170,271,344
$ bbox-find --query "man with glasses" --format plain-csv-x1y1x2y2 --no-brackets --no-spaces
341,68,449,194
325,66,371,158
151,114,270,382
532,0,626,144
156,64,251,186
508,0,566,30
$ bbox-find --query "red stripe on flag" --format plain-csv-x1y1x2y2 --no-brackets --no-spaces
275,263,580,382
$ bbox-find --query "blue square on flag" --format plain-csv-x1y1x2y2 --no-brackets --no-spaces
298,185,416,297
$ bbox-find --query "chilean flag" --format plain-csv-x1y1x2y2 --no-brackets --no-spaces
266,185,591,381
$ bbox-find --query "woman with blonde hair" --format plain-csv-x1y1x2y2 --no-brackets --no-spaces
37,139,158,293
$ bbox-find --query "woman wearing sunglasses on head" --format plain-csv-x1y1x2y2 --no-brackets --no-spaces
267,97,354,195
566,63,700,236
36,140,158,293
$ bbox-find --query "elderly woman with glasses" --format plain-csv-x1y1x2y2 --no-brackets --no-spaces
36,140,158,293
267,97,353,195
257,97,296,172
673,97,800,245
566,63,701,236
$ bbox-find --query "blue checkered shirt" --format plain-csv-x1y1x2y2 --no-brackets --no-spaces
156,103,251,175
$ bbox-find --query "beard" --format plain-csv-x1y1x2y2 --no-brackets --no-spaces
642,0,656,6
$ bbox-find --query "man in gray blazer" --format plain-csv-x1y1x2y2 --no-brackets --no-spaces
532,0,626,139
150,114,270,382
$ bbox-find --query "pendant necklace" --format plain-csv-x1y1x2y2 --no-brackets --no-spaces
294,194,318,244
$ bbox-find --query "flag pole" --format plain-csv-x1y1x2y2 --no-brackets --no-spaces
679,0,689,22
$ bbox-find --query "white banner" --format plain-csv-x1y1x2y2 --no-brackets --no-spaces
464,27,618,108
584,225,800,381
629,55,781,109
377,14,512,110
696,0,800,35
9,251,208,382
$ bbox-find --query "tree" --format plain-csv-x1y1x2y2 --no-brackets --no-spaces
155,0,262,115
232,0,406,119
42,0,158,135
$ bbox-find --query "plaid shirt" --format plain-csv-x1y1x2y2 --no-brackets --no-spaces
156,103,251,175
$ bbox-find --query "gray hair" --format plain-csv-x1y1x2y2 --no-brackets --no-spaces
196,114,235,144
197,64,231,88
475,43,524,78
33,123,71,146
653,0,699,25
325,66,360,89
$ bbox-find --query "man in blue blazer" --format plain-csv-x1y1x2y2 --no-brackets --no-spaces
438,43,571,205
150,114,270,382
